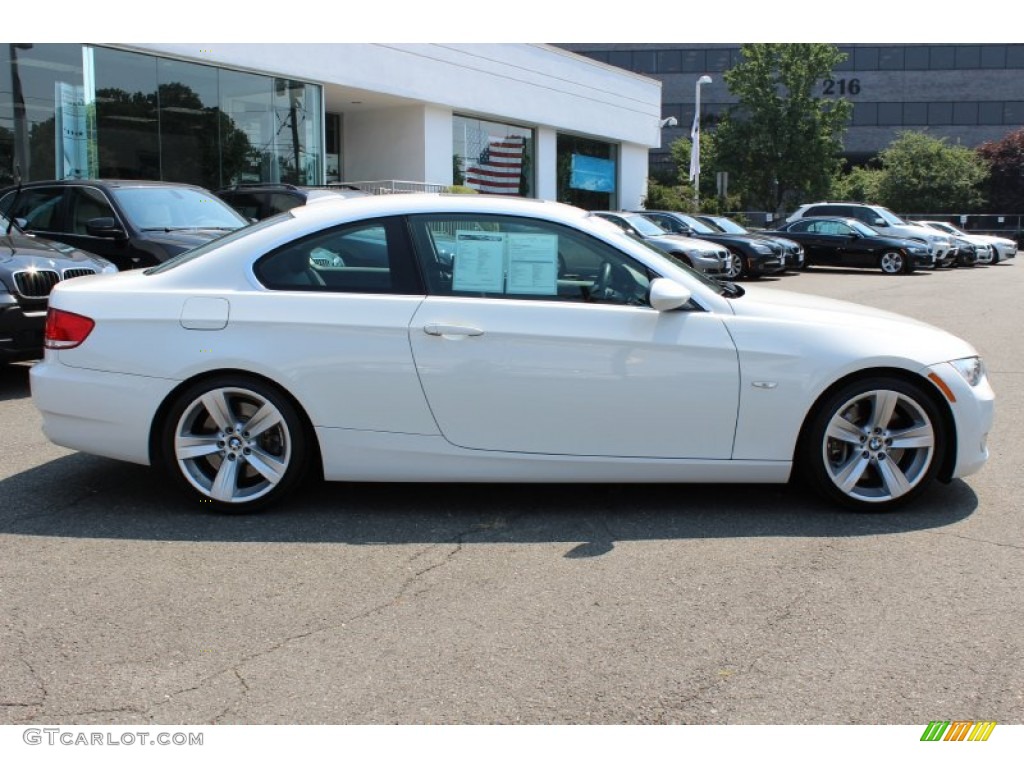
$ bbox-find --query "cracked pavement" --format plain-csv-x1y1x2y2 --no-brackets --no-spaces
1,263,1022,725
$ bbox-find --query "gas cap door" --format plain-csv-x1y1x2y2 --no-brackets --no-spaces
179,297,230,330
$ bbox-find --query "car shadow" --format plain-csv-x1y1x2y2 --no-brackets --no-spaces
802,267,936,277
0,452,979,555
0,360,34,402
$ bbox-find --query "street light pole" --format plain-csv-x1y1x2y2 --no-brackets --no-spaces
689,74,712,210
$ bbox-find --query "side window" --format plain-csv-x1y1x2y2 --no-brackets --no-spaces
408,214,654,306
68,187,117,235
267,193,304,216
254,217,417,294
220,192,262,220
1,187,64,231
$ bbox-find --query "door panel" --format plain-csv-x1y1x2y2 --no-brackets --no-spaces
409,298,740,458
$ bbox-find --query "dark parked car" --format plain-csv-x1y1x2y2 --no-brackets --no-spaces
694,214,805,271
638,210,786,279
766,217,932,274
215,182,368,221
0,180,249,271
1,212,117,363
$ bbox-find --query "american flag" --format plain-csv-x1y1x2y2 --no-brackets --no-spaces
465,135,525,194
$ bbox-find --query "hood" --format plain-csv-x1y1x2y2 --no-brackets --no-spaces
726,285,977,364
0,230,114,270
647,234,724,253
139,228,234,251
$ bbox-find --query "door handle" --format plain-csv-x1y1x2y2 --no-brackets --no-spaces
423,324,484,337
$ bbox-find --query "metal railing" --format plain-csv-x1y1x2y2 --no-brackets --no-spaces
339,180,447,195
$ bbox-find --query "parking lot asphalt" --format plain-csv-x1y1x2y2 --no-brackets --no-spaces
0,261,1021,726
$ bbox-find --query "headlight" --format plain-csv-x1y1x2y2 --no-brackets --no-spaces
950,356,986,387
908,245,928,254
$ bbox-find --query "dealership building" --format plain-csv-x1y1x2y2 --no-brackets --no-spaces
557,43,1024,172
0,43,662,209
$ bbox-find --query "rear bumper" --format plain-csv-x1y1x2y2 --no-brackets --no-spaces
30,355,175,465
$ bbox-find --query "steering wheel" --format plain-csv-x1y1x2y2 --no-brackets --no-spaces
591,261,614,300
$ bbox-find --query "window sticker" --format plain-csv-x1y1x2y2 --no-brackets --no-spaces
506,233,558,296
452,231,506,292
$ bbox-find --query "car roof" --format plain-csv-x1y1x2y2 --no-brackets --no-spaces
4,178,212,192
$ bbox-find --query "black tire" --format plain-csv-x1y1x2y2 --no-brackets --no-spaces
798,376,945,512
159,375,310,512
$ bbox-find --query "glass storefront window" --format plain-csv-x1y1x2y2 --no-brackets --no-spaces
556,134,617,211
452,115,533,197
2,44,323,189
0,43,86,185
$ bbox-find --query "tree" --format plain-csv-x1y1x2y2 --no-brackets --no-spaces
874,131,986,213
977,127,1024,213
712,44,852,214
831,164,883,203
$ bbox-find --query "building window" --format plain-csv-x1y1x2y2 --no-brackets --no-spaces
980,46,1006,68
706,49,732,72
1004,102,1024,124
854,47,879,71
953,102,978,125
658,50,682,74
556,133,616,211
929,46,956,70
452,115,533,197
835,47,855,71
879,47,905,70
1007,45,1024,68
633,50,657,74
681,50,706,73
607,51,632,70
979,102,1003,125
877,102,903,126
928,102,953,125
851,102,878,126
904,47,930,70
903,103,928,125
956,46,981,69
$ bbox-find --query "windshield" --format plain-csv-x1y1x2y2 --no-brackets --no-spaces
675,214,717,235
873,205,907,226
111,186,248,231
704,217,748,234
621,214,671,237
849,220,881,237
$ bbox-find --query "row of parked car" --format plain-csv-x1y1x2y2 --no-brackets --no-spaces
0,179,1017,366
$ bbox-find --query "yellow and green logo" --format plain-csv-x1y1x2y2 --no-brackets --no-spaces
921,721,996,741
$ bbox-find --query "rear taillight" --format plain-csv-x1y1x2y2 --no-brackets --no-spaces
44,308,95,350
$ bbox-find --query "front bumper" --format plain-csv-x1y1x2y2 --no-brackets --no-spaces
0,293,47,362
924,361,994,480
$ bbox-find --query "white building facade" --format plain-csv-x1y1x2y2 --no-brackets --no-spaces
1,43,663,210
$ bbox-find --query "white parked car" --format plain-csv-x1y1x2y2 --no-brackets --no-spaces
31,195,994,513
913,220,1016,265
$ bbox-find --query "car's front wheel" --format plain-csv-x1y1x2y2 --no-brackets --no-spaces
724,252,744,280
878,251,909,274
160,376,310,512
799,377,945,511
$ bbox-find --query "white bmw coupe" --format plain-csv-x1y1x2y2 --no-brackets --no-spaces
31,195,994,513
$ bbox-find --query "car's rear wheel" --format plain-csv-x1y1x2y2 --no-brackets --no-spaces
879,251,908,275
161,376,309,512
799,377,945,511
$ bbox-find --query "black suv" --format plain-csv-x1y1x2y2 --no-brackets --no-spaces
215,183,368,221
0,180,248,271
1,212,117,363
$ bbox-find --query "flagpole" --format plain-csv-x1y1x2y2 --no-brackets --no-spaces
690,75,712,210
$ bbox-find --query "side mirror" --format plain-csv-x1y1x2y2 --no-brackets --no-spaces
872,218,888,227
85,216,126,239
648,277,692,311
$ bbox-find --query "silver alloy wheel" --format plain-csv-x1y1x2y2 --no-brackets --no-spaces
173,386,293,504
822,389,935,504
725,252,743,279
879,251,905,274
